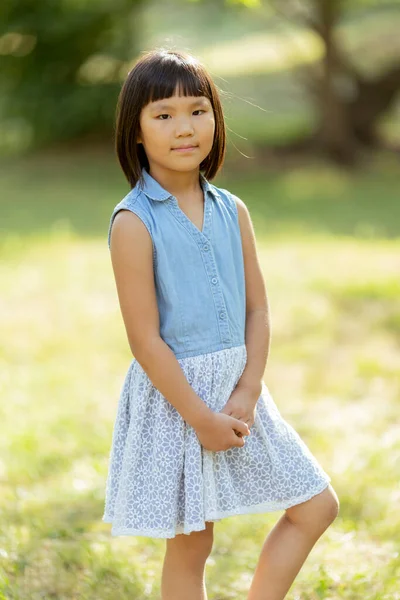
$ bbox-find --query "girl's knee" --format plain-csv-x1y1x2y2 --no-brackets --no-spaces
166,521,214,564
319,484,340,521
285,484,339,530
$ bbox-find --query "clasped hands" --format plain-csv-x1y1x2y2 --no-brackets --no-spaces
194,381,262,452
219,382,261,437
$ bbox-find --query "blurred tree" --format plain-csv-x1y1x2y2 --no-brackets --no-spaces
0,0,144,152
228,0,400,164
272,0,400,163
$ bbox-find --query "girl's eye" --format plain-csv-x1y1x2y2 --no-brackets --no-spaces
156,110,206,120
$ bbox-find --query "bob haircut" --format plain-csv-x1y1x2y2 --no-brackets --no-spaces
115,48,226,189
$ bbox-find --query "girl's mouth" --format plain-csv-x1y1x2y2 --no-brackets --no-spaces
172,146,198,152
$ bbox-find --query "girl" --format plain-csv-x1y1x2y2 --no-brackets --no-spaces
102,48,339,600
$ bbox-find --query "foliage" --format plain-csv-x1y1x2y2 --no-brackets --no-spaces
0,0,143,152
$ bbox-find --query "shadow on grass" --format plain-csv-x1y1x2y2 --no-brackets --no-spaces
0,148,400,242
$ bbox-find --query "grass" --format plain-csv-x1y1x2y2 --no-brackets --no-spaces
0,146,399,599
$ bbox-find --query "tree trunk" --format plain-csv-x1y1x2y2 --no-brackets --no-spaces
349,65,400,146
314,0,358,164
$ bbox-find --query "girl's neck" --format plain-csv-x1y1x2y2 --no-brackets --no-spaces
148,165,202,199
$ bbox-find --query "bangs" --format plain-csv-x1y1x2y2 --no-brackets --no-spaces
140,57,212,108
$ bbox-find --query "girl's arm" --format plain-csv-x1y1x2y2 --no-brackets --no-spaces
234,195,271,401
109,209,216,431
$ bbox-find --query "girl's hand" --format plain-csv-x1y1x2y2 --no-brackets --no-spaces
195,412,250,452
219,383,261,436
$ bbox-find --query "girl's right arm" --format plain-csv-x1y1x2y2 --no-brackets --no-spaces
109,210,250,451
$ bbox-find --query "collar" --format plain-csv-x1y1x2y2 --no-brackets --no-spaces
138,167,219,202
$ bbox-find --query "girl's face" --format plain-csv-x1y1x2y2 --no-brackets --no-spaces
137,86,216,174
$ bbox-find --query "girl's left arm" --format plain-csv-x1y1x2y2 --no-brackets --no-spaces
234,194,271,403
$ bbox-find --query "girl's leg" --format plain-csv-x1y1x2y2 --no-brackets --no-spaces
161,521,214,600
247,484,339,600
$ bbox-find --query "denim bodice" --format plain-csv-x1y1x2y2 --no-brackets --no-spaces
107,167,246,359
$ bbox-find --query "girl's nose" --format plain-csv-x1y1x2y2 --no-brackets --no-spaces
175,118,195,135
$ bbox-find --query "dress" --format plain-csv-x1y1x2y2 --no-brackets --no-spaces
102,167,331,538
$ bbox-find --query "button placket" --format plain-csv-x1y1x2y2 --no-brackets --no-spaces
199,209,232,342
202,249,232,344
166,192,232,345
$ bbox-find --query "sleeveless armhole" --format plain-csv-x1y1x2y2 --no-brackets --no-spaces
107,204,157,268
224,190,245,251
228,191,240,223
219,189,241,230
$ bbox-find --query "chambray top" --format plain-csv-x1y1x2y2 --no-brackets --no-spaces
107,167,246,359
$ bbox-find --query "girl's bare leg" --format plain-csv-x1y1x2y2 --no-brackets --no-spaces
161,521,214,600
247,484,339,600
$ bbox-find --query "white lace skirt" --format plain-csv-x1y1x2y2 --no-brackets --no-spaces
102,344,331,538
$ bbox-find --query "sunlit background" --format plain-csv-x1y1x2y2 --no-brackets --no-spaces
1,1,399,598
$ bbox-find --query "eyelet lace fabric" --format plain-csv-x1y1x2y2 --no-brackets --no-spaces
102,344,331,538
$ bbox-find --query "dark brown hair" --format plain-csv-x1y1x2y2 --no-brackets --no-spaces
115,48,226,189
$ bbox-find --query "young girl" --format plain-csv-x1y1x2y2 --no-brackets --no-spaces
102,48,339,600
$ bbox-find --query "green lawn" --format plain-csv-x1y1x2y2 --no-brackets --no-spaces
0,148,399,599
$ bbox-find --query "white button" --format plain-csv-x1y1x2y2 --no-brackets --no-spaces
219,311,225,319
203,244,209,251
211,277,217,284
